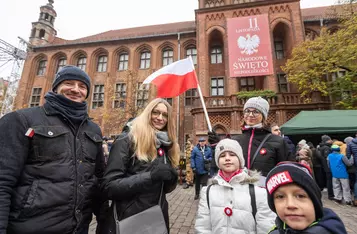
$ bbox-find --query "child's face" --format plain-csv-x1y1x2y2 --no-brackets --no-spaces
273,183,316,231
218,151,240,172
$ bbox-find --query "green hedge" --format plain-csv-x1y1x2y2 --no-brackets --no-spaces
236,90,277,99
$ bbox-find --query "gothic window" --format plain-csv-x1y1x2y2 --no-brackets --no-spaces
92,85,104,109
164,98,173,106
77,56,87,71
30,88,42,107
186,47,197,65
140,51,151,69
277,73,288,93
37,60,47,76
114,83,127,108
185,88,197,106
210,47,223,64
211,77,224,96
118,53,129,71
162,49,174,66
274,39,284,59
240,77,255,91
56,58,67,73
97,55,107,72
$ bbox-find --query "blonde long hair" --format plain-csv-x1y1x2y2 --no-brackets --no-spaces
129,98,180,167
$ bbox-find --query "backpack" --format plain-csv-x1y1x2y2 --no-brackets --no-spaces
206,183,257,220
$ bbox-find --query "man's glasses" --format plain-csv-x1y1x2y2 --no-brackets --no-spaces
243,109,261,117
152,110,168,120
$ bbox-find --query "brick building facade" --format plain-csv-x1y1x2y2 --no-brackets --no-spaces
15,0,339,147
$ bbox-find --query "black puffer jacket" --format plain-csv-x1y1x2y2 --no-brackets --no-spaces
0,104,106,234
234,128,294,176
100,133,177,233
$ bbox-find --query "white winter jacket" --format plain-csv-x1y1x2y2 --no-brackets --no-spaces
195,169,276,234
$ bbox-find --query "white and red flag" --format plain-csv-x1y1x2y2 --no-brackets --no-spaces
143,57,198,98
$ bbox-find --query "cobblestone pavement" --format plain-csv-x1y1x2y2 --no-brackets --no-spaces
90,184,357,234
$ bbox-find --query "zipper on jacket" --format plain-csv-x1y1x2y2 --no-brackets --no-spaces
73,118,87,230
247,128,255,169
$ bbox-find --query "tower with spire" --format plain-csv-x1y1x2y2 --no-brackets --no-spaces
29,0,57,46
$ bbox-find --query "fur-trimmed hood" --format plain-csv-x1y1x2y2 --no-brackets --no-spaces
209,168,261,187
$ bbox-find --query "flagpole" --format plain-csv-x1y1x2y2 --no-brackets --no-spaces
176,33,181,141
196,83,212,132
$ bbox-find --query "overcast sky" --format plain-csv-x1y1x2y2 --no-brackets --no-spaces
0,0,337,77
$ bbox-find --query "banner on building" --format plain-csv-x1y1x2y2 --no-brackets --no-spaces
227,14,274,77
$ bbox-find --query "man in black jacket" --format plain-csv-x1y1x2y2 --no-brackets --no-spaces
0,66,106,234
318,134,334,200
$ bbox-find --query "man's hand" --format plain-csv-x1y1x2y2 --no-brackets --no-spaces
208,130,220,145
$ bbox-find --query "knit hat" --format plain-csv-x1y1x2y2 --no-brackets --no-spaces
266,162,323,220
344,137,353,144
298,139,307,146
215,139,244,169
321,135,331,143
331,144,340,152
198,137,206,142
243,97,270,120
52,65,91,98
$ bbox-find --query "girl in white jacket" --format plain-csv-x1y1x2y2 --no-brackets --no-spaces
195,138,276,234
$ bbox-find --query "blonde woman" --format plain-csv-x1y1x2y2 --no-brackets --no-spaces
101,98,180,233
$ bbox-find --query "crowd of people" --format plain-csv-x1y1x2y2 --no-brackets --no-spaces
0,66,353,234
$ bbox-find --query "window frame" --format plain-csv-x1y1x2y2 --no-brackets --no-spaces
274,39,285,60
37,60,47,76
29,87,42,107
77,56,87,71
210,77,224,96
210,46,223,64
97,55,108,72
186,47,197,65
277,73,289,93
56,58,67,73
114,83,127,108
136,82,149,107
139,51,151,69
184,88,197,106
118,53,129,71
240,77,256,91
92,84,105,109
162,49,174,66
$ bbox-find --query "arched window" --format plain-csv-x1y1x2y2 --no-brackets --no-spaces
77,56,87,71
210,46,222,64
37,60,47,76
56,57,67,72
118,53,129,71
186,47,197,65
140,51,151,69
162,48,173,66
97,55,108,72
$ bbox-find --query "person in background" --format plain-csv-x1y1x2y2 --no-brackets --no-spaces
318,135,334,200
211,97,293,178
270,123,281,137
195,139,275,234
344,136,355,192
296,139,307,156
266,162,347,234
100,98,179,232
308,142,328,191
0,65,107,234
183,136,194,189
191,137,212,200
346,134,357,206
328,145,353,205
296,144,314,176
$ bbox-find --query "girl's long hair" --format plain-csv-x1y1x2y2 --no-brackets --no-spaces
129,98,180,167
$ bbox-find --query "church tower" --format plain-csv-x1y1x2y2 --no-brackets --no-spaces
29,0,57,46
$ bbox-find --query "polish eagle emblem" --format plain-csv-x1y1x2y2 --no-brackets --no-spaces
237,34,260,55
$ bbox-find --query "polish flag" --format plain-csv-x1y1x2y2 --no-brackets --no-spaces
143,57,198,98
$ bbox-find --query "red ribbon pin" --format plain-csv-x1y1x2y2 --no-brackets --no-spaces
158,148,164,157
224,207,233,217
260,148,267,155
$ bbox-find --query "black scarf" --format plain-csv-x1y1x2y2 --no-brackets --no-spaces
44,92,88,125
